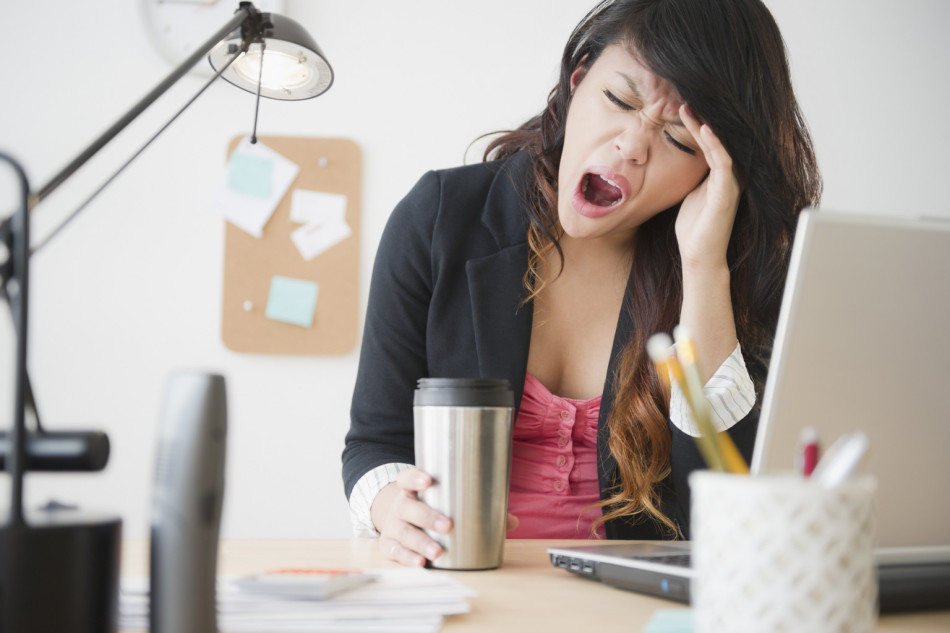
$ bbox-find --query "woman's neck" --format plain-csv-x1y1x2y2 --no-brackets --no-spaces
556,231,635,280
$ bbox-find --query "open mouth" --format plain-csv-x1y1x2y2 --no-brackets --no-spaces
581,173,623,207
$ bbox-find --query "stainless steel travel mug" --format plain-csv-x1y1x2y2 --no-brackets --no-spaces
413,378,515,570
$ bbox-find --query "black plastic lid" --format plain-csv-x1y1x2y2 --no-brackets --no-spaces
413,378,513,407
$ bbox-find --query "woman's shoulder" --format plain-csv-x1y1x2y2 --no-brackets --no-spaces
391,152,531,231
413,151,530,201
375,152,532,279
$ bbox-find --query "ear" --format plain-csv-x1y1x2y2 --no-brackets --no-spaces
569,56,590,92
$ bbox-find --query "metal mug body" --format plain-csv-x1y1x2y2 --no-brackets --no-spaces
413,379,513,570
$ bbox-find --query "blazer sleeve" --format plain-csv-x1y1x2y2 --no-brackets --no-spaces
342,170,442,499
666,409,759,539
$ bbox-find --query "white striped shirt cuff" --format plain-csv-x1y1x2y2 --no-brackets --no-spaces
348,462,414,537
669,342,756,437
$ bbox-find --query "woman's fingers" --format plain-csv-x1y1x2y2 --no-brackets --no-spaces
680,104,734,179
395,492,453,536
379,513,434,567
379,497,442,566
680,104,707,155
394,469,453,533
395,468,433,492
381,538,425,567
377,469,454,567
701,124,734,174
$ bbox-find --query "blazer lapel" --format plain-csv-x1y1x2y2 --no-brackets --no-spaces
466,154,534,411
597,292,633,503
466,247,533,411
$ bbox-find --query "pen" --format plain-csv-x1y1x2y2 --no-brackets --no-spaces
810,432,869,488
798,427,820,477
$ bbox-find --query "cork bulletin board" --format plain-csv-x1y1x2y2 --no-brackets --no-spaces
221,135,361,355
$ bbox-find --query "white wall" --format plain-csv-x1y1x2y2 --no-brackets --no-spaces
1,0,948,540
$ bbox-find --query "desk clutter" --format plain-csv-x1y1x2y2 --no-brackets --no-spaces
119,568,474,632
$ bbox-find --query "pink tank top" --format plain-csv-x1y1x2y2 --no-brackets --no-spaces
506,372,606,539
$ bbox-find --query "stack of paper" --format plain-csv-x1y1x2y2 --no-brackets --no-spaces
119,568,475,633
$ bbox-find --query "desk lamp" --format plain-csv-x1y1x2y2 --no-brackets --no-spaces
0,3,332,632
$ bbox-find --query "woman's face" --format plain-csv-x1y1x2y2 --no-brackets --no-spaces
557,43,710,243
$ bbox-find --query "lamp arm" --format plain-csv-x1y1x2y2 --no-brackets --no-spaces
0,152,31,526
30,41,246,255
29,4,257,211
0,4,261,493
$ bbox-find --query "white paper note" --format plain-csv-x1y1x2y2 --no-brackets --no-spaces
291,219,352,261
290,189,348,225
119,567,474,633
211,137,300,238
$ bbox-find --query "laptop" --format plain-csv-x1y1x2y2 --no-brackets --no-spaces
548,210,950,612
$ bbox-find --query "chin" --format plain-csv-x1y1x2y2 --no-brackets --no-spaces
558,212,613,241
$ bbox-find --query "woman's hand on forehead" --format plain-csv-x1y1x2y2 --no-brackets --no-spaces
673,105,741,271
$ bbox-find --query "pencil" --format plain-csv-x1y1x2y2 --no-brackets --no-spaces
672,328,749,473
647,332,727,472
672,327,749,475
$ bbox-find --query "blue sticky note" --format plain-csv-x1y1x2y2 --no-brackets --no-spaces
227,152,274,198
642,608,693,633
265,276,319,328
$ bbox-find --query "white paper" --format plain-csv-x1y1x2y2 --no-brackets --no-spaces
290,189,348,225
211,137,300,238
290,219,352,261
119,568,473,633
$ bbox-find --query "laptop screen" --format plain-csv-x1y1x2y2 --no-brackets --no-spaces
750,210,950,550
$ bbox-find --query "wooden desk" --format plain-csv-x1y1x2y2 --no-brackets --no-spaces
122,539,950,632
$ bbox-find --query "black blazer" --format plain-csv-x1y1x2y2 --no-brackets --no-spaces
342,152,759,539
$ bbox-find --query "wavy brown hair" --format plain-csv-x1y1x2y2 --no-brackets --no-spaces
485,0,822,535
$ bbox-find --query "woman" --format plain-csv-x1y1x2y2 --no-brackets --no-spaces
342,0,821,567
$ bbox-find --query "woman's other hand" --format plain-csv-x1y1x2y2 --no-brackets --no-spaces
675,103,743,382
675,104,742,272
372,469,453,567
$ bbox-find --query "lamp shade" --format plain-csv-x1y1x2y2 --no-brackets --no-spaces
208,12,333,101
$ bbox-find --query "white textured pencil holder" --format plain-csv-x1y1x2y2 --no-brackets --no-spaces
690,472,877,633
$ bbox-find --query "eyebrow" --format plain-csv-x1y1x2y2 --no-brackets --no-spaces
618,72,686,127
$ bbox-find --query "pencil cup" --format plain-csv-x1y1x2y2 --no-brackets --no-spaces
690,471,877,633
413,378,514,570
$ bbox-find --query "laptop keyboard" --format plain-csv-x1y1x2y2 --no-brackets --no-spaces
633,553,692,568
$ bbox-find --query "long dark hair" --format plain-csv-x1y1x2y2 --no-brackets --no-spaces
485,0,822,534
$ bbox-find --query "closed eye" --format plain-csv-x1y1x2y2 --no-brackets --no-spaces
603,89,635,111
665,131,696,156
604,88,696,156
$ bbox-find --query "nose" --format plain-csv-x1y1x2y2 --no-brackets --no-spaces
615,110,661,164
614,125,648,163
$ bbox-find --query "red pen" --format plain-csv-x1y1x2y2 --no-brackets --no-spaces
799,427,820,477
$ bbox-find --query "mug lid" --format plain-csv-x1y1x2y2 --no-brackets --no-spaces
414,378,513,407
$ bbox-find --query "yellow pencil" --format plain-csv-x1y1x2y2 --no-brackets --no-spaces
673,327,749,475
647,333,727,472
717,432,750,475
